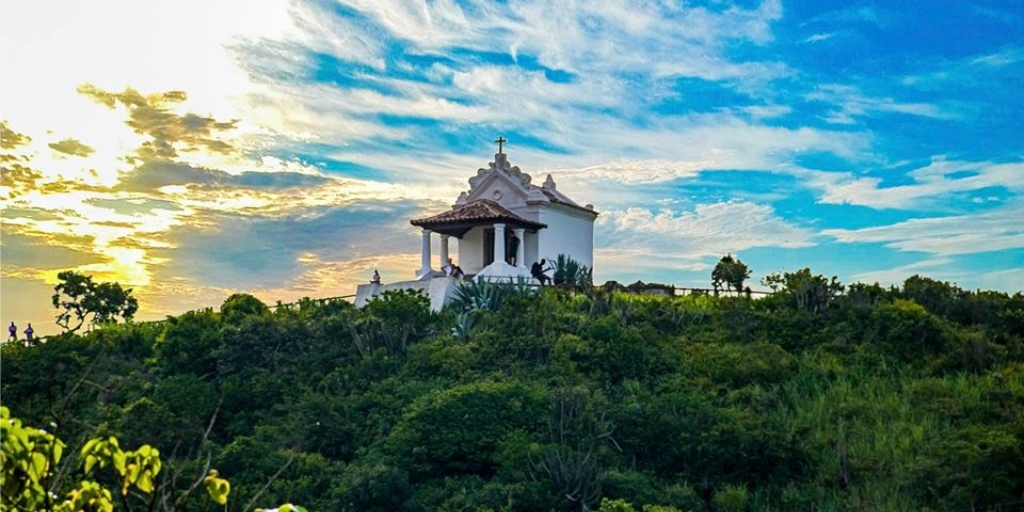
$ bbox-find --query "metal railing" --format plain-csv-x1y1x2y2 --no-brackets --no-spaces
270,294,355,311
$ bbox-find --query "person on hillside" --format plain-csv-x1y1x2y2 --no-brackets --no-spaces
24,323,34,342
531,259,551,286
8,321,17,342
370,270,381,284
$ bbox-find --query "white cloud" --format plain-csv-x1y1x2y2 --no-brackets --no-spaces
599,201,815,261
806,158,1024,209
284,1,388,68
803,33,835,43
803,5,896,28
902,46,1024,90
741,104,793,120
851,259,1024,293
969,47,1024,68
545,115,869,189
823,201,1024,256
807,84,952,124
848,257,953,287
573,159,705,185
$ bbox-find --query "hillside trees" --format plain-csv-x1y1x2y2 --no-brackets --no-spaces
3,272,1023,511
762,267,844,313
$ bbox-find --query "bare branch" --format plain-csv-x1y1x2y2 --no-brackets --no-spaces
242,449,297,512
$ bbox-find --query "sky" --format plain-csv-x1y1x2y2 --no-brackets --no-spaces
2,0,1022,334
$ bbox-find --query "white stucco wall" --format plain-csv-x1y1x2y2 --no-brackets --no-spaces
536,205,595,269
523,231,539,268
354,277,458,312
458,227,486,274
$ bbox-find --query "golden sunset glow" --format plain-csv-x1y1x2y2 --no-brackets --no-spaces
3,0,1022,336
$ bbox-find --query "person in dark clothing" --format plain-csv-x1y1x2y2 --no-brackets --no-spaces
531,259,551,285
8,321,17,342
506,232,520,265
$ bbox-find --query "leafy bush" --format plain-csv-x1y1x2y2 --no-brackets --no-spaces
220,293,270,324
388,380,548,476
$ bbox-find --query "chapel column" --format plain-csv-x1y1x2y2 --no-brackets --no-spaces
440,234,450,270
514,228,525,267
417,229,432,278
493,223,506,267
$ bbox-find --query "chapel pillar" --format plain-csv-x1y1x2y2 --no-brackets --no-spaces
440,235,450,269
493,223,506,267
417,229,432,278
514,228,525,267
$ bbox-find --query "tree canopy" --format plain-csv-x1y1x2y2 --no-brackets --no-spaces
5,270,1023,511
711,254,751,295
51,271,138,333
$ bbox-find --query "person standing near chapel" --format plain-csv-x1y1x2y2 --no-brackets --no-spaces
8,321,17,342
507,232,520,265
24,323,34,343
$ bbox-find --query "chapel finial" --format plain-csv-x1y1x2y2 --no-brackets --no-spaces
495,135,507,154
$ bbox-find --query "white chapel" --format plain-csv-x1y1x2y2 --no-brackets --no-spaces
355,138,598,310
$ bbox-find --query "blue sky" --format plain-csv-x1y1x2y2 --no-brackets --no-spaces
2,0,1022,333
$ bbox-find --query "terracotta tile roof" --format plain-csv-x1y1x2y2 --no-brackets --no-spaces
411,199,547,232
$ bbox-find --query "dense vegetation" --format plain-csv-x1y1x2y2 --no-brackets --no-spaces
3,272,1023,511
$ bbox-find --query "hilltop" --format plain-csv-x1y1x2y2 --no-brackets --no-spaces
3,272,1023,511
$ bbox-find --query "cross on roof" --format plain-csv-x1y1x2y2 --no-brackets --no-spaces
495,135,507,154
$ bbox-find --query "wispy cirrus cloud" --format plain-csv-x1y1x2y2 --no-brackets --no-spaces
901,46,1024,91
598,201,815,260
803,33,836,44
806,84,953,125
823,200,1024,256
232,0,793,159
803,4,898,28
806,158,1024,209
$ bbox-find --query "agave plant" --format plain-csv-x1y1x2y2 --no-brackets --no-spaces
551,254,593,290
450,278,506,313
451,311,477,339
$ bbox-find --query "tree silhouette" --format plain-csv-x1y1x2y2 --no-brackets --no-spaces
52,271,139,332
711,254,751,295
